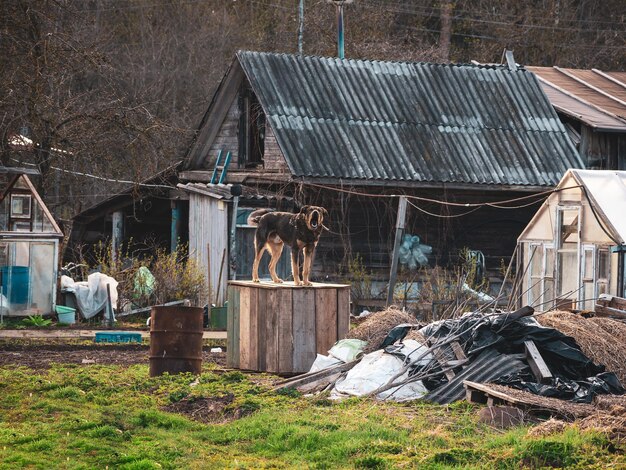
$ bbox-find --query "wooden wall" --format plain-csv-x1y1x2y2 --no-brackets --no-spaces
189,193,229,305
203,98,240,169
581,126,626,170
263,123,290,172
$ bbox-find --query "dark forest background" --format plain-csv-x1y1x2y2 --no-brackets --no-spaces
1,0,624,223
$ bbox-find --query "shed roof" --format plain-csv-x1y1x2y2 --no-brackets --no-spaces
569,169,626,243
526,67,626,132
228,51,583,188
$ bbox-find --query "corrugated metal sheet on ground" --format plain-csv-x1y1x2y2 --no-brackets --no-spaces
237,51,583,187
424,349,528,404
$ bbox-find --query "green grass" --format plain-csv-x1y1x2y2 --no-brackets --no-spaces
0,363,624,469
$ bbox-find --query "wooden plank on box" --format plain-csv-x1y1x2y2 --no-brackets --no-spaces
265,289,280,373
226,286,240,368
292,288,316,373
239,287,259,370
277,288,294,374
315,288,337,355
337,287,350,340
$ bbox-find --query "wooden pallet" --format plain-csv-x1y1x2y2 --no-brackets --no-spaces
595,295,626,319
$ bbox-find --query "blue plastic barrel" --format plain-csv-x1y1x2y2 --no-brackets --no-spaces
0,266,30,304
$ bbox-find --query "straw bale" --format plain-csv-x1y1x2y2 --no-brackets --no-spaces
535,311,626,385
527,418,568,437
346,307,415,353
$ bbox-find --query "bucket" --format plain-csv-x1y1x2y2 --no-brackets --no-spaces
149,306,204,377
209,305,228,330
1,266,30,304
56,305,76,325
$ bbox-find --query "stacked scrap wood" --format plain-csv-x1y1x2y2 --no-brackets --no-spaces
535,311,626,384
346,307,415,353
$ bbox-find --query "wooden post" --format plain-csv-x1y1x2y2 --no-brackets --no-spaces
387,196,408,306
106,283,113,327
229,195,239,281
207,243,212,305
111,211,123,263
170,201,181,253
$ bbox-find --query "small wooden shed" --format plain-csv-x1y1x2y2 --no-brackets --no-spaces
0,173,63,317
517,169,626,311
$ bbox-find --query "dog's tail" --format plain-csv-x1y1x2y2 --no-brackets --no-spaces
247,209,274,226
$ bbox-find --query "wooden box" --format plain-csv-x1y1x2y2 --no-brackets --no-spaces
226,280,350,374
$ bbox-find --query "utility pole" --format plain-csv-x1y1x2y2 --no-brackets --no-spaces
298,0,304,55
327,0,353,59
387,196,408,306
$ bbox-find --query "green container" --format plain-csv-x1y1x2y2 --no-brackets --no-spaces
55,305,76,325
209,306,228,330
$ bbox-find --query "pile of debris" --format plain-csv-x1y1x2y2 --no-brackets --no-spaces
276,306,626,411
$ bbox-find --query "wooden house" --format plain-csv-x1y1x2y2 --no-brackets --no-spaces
0,172,63,317
72,51,586,305
177,51,584,301
527,67,626,170
517,169,626,312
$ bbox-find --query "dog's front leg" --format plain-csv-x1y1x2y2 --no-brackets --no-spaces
291,248,302,286
302,245,314,286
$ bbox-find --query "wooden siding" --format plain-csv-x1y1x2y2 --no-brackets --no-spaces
203,97,240,170
580,126,626,170
263,123,290,172
189,193,229,305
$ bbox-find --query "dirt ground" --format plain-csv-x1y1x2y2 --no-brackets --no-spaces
0,341,227,369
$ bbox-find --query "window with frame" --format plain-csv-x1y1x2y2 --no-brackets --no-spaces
556,206,580,303
527,243,554,310
596,248,609,299
580,246,595,310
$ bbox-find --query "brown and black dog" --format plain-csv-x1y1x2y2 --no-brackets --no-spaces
247,205,328,286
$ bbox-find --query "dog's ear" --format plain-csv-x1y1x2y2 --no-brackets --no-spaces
320,207,329,217
299,205,310,214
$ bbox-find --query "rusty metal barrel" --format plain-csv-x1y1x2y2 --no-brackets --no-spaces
149,306,204,376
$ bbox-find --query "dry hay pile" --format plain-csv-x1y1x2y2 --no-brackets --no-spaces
535,311,626,385
405,329,427,344
346,307,415,353
527,418,568,437
484,383,595,420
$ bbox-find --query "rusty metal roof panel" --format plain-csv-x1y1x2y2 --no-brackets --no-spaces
238,51,583,187
424,349,528,404
528,66,626,131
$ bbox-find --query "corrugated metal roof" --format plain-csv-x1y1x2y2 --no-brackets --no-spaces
527,66,626,131
237,51,583,187
178,182,287,201
424,349,528,404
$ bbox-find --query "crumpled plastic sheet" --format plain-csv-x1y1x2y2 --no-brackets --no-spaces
60,273,118,320
421,308,624,402
331,346,428,402
495,371,625,403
